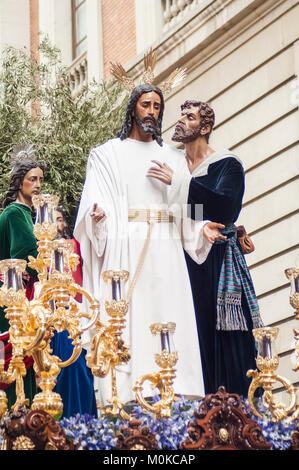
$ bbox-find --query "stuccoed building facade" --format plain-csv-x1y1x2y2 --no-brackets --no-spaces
0,0,298,404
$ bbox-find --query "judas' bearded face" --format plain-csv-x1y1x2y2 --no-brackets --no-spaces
171,122,202,143
172,101,215,144
171,104,203,143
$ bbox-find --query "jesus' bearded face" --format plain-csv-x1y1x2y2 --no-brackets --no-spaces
133,91,161,136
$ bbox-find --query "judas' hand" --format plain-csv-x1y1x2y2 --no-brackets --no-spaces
146,160,174,185
90,203,106,223
203,222,227,243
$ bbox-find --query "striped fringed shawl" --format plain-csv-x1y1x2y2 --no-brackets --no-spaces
216,225,264,331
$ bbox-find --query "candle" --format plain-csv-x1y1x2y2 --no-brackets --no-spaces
160,330,171,353
35,203,51,225
6,268,23,291
54,249,64,273
112,278,121,301
260,336,272,359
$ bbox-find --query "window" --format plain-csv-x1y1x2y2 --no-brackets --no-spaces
72,0,87,59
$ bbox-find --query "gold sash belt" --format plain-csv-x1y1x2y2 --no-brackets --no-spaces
128,208,174,223
126,208,173,302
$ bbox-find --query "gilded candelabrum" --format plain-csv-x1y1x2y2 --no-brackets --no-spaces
285,267,299,371
133,322,178,419
0,194,100,418
31,194,59,281
247,327,299,422
86,270,131,420
0,259,31,410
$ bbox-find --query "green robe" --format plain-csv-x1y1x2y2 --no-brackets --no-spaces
0,202,37,408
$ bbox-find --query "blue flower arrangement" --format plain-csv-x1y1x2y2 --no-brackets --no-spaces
59,395,201,451
58,413,120,450
58,395,297,451
244,399,297,450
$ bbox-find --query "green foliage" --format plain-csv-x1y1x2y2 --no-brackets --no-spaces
0,37,128,228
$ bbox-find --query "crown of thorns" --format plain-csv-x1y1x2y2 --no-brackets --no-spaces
110,48,187,95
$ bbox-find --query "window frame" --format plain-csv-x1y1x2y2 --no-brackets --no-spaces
71,0,87,60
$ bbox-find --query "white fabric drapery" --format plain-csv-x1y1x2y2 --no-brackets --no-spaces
74,138,212,404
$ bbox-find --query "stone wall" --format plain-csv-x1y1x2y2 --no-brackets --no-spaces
134,0,299,398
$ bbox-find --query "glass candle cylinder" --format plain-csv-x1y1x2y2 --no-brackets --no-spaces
33,194,58,225
0,259,27,306
285,267,299,295
160,329,171,353
260,336,272,358
112,277,121,301
102,270,129,301
150,322,176,354
49,239,74,283
6,267,23,291
53,249,65,273
253,327,279,359
285,267,299,316
32,194,59,241
0,259,27,291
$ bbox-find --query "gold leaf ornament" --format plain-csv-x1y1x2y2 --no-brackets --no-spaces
109,62,135,92
110,48,187,95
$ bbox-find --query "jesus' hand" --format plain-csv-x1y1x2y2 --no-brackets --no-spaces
146,160,174,185
90,203,106,223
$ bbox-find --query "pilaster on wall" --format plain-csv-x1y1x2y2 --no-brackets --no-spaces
101,0,137,80
29,0,40,65
134,0,164,55
29,0,40,119
0,0,30,56
86,0,104,82
38,0,72,67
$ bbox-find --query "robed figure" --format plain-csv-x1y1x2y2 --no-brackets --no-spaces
150,100,264,398
0,153,44,409
74,85,225,405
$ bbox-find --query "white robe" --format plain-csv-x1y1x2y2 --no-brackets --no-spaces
74,137,212,405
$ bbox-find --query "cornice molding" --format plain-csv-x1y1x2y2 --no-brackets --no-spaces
126,0,289,87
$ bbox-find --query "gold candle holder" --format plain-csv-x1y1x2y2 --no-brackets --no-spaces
46,239,79,311
29,194,59,281
86,270,131,420
0,194,100,418
285,267,299,372
247,327,298,422
32,194,59,241
285,267,299,317
0,390,8,420
133,322,178,419
29,240,100,417
0,259,31,410
0,259,27,307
